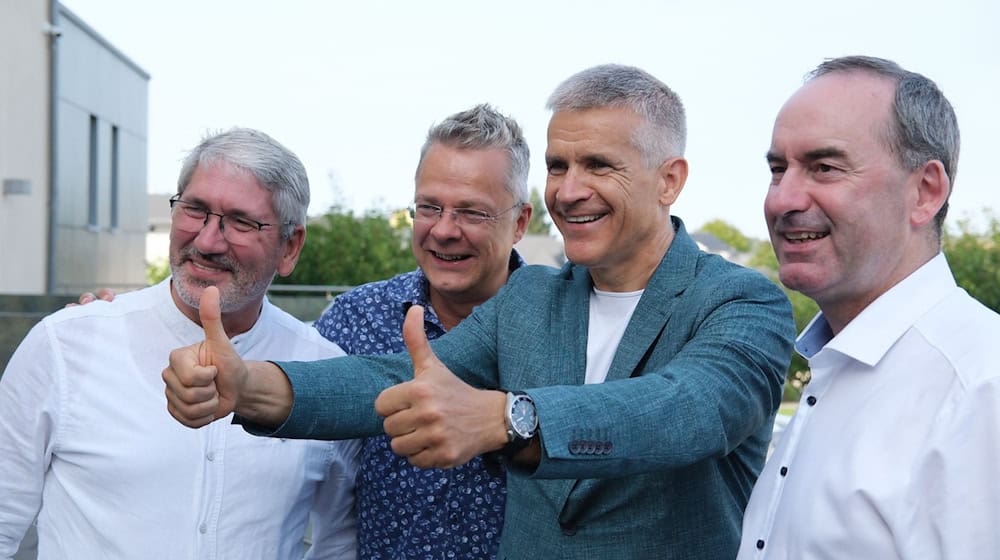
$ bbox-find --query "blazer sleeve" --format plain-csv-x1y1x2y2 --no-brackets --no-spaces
527,267,794,480
260,301,504,441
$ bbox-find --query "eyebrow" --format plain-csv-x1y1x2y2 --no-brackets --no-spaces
415,196,492,210
802,147,849,162
766,147,849,164
180,196,260,219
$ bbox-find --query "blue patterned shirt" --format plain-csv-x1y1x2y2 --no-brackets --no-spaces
313,251,524,560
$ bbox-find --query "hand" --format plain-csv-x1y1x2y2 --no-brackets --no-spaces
374,305,509,469
162,286,247,428
65,287,116,308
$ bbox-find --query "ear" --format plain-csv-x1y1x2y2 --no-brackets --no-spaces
657,156,688,207
511,202,533,245
909,160,950,229
276,224,306,277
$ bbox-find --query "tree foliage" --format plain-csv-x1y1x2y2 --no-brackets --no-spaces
526,187,552,235
274,206,416,288
943,211,1000,313
146,258,170,285
700,219,752,252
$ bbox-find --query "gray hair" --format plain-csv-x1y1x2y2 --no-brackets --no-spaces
546,64,687,167
808,55,960,233
177,127,309,239
415,104,530,204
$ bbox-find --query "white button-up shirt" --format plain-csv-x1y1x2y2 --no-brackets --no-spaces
739,253,1000,559
0,280,359,559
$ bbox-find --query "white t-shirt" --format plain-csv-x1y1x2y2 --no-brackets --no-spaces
0,279,360,560
585,288,643,384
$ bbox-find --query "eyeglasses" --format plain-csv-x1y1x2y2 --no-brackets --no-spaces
169,194,280,245
408,202,522,227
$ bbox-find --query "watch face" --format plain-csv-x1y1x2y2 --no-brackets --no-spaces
510,396,537,438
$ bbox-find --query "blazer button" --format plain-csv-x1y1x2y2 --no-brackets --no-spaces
560,523,577,536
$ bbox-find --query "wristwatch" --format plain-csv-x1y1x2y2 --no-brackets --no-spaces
502,391,538,457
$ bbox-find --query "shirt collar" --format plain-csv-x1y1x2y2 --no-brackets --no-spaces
796,252,956,367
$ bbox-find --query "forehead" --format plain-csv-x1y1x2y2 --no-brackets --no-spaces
546,107,641,157
772,72,896,156
183,161,274,215
415,144,513,207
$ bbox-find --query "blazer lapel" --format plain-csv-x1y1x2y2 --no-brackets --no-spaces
605,218,699,382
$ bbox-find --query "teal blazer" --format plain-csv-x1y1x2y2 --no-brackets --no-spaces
269,218,795,559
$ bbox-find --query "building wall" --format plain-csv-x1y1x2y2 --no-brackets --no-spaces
0,1,51,294
52,6,149,294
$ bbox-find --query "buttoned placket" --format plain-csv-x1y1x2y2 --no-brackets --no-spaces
195,331,252,558
750,355,837,557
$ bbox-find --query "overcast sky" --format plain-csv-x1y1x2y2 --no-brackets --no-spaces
60,0,999,240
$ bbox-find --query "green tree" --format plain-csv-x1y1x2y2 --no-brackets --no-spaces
944,210,1000,313
274,206,415,288
699,219,752,252
526,187,551,235
147,258,170,285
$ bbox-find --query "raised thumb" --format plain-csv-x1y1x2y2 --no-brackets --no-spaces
402,305,435,377
197,286,228,365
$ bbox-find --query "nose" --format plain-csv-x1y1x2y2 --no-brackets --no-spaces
551,166,591,206
192,214,231,253
764,168,811,221
426,211,463,241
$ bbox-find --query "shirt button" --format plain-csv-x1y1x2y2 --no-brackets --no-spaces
199,523,208,534
206,451,215,462
757,539,765,550
560,523,577,536
780,466,788,476
806,395,817,406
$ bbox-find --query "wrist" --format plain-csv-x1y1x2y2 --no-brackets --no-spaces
499,391,538,457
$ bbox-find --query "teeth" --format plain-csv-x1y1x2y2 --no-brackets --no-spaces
191,261,226,272
565,214,603,224
786,231,827,241
433,252,468,262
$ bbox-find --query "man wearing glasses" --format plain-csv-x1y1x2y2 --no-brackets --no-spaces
312,104,532,559
0,128,359,559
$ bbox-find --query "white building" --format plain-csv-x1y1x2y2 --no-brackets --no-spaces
1,1,149,295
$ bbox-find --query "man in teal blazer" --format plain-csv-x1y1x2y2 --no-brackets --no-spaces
165,64,795,559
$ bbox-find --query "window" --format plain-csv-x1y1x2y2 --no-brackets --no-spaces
110,125,119,230
88,115,99,229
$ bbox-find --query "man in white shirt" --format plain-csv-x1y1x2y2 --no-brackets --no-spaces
0,128,359,559
739,55,1000,558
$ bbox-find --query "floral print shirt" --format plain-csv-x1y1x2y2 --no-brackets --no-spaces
313,252,523,559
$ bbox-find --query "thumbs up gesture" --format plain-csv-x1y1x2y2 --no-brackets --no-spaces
375,305,510,469
163,286,247,428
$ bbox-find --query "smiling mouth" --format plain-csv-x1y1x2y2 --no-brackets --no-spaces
431,251,470,262
784,231,829,243
564,213,606,224
187,259,232,273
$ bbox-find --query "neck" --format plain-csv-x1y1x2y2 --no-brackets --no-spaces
821,248,940,336
427,290,478,331
591,225,674,292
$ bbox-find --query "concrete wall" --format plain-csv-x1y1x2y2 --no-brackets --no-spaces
0,0,51,294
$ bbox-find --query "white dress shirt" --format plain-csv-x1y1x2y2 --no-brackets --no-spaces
738,253,1000,559
0,279,360,560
